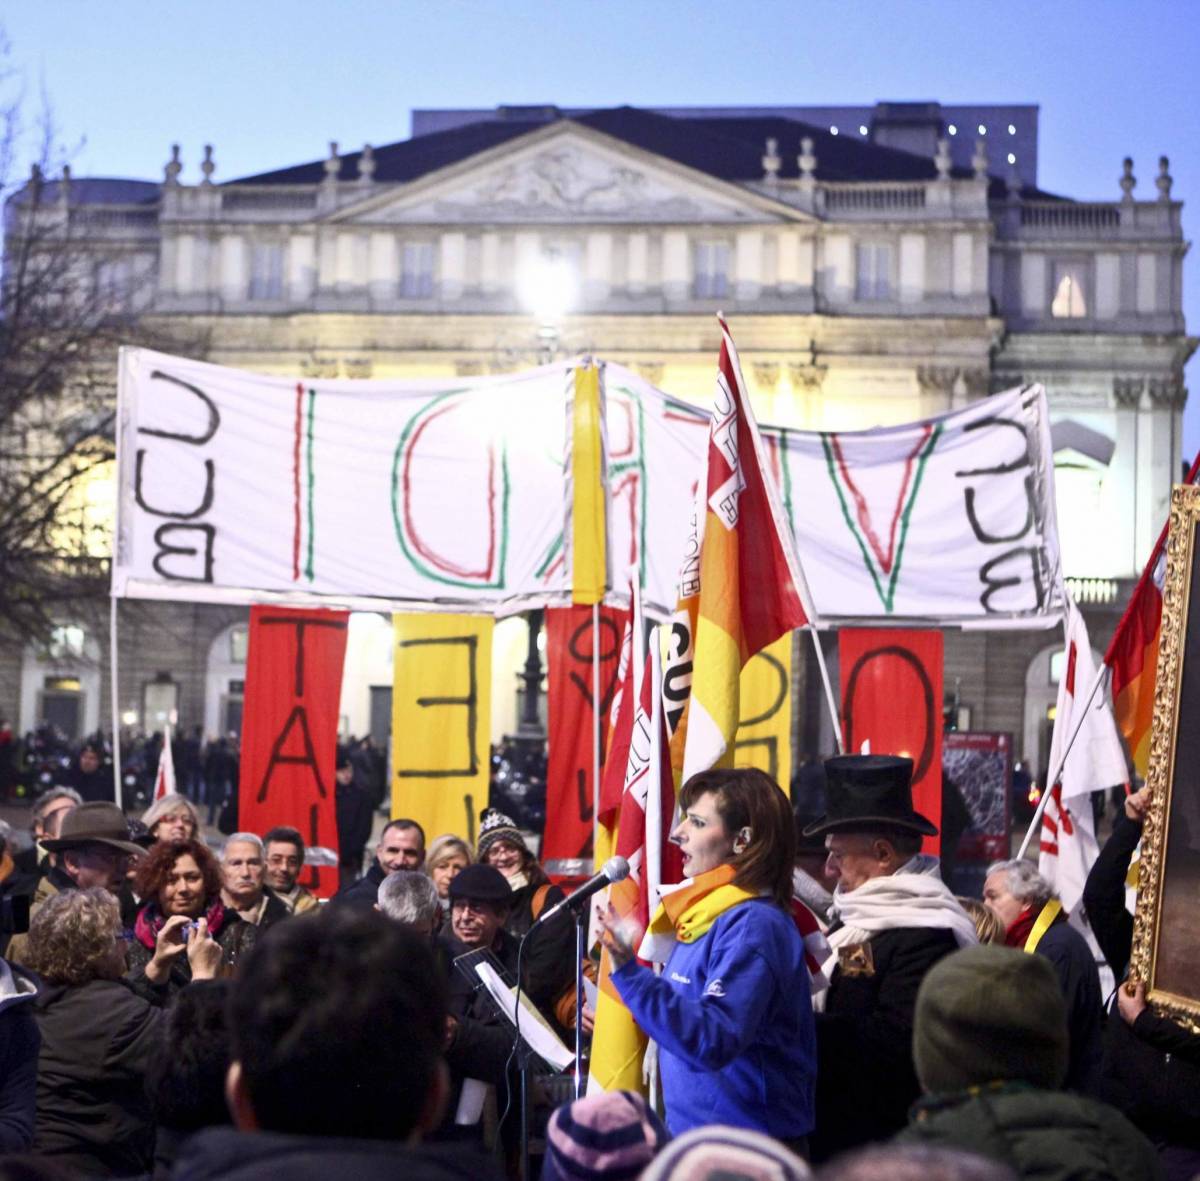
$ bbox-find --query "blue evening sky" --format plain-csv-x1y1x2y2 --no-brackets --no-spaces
5,0,1198,457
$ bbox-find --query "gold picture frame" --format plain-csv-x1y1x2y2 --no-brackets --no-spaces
1130,482,1200,1031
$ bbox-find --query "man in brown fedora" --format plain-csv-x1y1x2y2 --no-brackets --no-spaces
804,755,978,1163
6,803,144,966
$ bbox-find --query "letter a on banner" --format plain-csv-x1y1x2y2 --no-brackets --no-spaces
391,614,493,845
239,605,349,898
839,629,944,853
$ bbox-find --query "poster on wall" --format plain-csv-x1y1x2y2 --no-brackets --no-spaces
941,731,1013,862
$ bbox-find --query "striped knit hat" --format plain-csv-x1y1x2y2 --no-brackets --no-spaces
641,1125,811,1181
541,1091,669,1181
476,807,528,861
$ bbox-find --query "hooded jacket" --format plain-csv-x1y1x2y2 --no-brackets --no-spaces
899,1085,1164,1181
0,958,39,1151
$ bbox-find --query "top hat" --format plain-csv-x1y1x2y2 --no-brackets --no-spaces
802,755,937,838
42,801,146,857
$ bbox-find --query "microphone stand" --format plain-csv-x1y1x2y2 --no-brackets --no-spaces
573,904,586,1099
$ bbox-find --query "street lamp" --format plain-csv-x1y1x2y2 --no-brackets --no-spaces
516,251,577,364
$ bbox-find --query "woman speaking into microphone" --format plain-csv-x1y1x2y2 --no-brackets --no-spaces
598,767,816,1150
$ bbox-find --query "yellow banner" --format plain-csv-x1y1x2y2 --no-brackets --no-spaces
391,613,493,844
733,633,792,792
571,364,607,605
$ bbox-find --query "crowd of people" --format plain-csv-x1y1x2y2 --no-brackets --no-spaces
0,753,1194,1181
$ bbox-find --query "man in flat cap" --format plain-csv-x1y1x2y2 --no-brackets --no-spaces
805,755,977,1162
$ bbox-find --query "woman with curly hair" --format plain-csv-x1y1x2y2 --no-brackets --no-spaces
125,839,257,993
27,887,222,1176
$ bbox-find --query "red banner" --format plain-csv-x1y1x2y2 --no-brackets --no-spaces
839,629,943,856
239,605,349,898
544,605,627,863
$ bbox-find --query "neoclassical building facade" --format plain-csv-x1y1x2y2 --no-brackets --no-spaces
4,100,1193,778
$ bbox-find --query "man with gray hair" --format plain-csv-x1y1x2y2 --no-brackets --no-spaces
220,833,288,931
14,787,83,884
983,858,1103,1093
376,870,441,935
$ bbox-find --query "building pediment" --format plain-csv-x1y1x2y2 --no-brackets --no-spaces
329,123,805,227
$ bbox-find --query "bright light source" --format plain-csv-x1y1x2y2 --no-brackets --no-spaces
978,124,987,135
830,125,839,135
121,710,138,726
1007,153,1016,165
948,124,957,136
1008,124,1017,135
858,124,868,136
516,254,576,324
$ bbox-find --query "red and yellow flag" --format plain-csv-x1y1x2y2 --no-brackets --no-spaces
589,625,680,1094
668,316,816,781
1105,455,1200,776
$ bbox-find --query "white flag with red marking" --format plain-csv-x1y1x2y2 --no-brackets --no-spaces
153,723,177,801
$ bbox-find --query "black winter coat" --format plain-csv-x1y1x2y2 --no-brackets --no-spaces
332,859,386,909
1083,811,1200,1149
811,925,958,1162
504,879,575,1025
171,1126,502,1181
0,960,39,1152
1034,916,1104,1094
33,976,166,1176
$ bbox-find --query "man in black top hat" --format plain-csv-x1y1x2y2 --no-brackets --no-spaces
804,755,977,1163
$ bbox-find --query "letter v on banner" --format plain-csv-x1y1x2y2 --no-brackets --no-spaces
665,315,819,782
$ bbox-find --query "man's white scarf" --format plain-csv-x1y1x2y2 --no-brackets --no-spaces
813,855,978,1009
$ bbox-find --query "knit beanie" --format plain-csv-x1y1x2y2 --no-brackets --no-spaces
541,1091,669,1181
641,1125,810,1181
913,943,1069,1094
476,807,528,861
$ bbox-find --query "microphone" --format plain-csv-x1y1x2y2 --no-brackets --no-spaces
535,856,630,925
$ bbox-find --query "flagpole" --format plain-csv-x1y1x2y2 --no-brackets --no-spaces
1015,661,1109,860
645,626,664,914
807,627,844,754
591,602,602,859
110,594,124,812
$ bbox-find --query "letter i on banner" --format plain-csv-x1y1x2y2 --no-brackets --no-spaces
391,614,493,845
239,605,349,898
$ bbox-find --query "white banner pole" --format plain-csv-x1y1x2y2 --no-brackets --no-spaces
808,627,844,755
1015,661,1108,861
110,594,124,811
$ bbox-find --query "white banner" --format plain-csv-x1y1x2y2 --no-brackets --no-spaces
115,349,1062,625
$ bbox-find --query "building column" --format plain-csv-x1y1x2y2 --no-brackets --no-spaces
439,232,466,302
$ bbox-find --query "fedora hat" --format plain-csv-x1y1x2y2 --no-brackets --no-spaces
42,801,146,857
802,754,938,838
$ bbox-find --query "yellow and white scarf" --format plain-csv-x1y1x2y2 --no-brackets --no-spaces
637,864,757,964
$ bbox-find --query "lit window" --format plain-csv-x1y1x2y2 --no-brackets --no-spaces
48,626,86,661
400,242,434,298
693,241,730,299
830,126,839,136
858,125,868,136
248,242,284,300
1007,153,1016,165
978,124,987,135
229,626,249,664
948,124,957,135
1051,262,1088,318
855,242,894,301
1008,124,1017,135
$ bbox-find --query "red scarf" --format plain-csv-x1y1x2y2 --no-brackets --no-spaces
134,898,227,950
1004,906,1037,949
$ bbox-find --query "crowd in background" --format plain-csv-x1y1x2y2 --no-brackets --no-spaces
0,747,1192,1181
